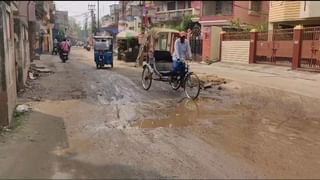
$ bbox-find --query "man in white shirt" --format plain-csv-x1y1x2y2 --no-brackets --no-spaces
172,31,192,76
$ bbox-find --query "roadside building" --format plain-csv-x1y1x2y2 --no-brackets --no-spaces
0,1,19,126
35,1,55,54
268,1,320,30
152,1,200,28
14,1,36,91
118,1,129,32
110,4,120,26
198,1,269,61
53,10,68,41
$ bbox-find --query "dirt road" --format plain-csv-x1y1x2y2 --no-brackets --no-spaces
0,48,320,179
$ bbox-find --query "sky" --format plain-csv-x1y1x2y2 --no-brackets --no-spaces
54,1,118,27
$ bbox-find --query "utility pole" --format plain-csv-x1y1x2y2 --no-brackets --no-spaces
84,15,88,38
88,4,96,35
140,0,146,34
97,1,100,34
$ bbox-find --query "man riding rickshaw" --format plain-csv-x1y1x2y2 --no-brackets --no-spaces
140,28,201,99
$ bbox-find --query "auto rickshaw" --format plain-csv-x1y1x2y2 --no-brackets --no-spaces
116,30,139,62
93,35,113,69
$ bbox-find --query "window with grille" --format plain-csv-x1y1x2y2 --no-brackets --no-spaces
250,1,261,12
216,1,233,16
167,1,175,11
187,1,191,8
177,1,185,9
202,1,233,16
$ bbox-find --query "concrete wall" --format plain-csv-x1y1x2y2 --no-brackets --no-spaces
0,2,17,126
233,1,269,25
202,26,222,61
221,41,250,64
210,26,222,61
14,18,30,90
14,1,31,90
300,1,320,19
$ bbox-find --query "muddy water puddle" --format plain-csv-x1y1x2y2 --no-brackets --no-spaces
133,97,237,129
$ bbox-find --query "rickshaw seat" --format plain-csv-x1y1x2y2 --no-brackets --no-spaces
154,51,172,63
153,51,173,74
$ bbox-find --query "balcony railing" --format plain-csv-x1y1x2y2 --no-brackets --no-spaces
155,8,195,22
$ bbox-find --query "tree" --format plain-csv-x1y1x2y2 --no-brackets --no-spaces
174,15,197,32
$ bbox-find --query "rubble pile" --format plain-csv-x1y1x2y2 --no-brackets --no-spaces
198,74,227,89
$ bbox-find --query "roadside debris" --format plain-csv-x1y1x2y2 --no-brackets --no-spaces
28,71,37,80
36,68,52,73
203,82,213,89
31,96,42,101
198,74,227,89
30,63,52,73
16,104,32,113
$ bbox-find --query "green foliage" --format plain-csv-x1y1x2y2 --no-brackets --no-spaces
247,22,268,32
173,15,195,31
180,15,197,31
170,15,197,32
229,18,268,32
230,18,242,31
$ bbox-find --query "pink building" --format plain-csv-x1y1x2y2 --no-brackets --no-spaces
198,1,269,61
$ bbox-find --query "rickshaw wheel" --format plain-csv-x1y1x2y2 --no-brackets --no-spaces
184,73,201,100
142,66,152,90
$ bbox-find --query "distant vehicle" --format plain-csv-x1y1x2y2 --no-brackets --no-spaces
61,51,68,63
93,35,114,69
52,46,58,55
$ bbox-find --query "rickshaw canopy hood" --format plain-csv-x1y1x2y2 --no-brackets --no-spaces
93,35,113,39
146,28,180,39
148,28,179,35
116,30,139,39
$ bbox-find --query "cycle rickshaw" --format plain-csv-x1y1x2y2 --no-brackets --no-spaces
140,28,201,100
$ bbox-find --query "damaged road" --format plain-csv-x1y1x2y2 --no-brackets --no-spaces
0,48,320,179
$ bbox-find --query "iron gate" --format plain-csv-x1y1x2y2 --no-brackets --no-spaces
301,27,320,70
190,24,202,61
255,29,294,66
